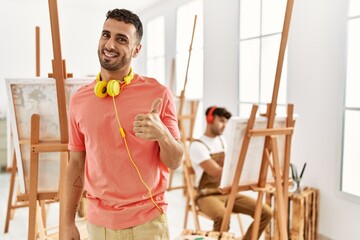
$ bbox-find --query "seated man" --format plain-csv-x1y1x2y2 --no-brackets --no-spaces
189,106,272,240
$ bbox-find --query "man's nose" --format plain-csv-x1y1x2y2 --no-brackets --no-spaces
105,38,116,50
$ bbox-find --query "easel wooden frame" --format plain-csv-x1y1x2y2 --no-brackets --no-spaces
4,0,75,239
3,25,41,234
4,25,59,236
219,1,295,240
25,0,69,238
167,15,199,191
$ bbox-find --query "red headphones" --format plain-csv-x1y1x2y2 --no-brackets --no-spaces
206,106,217,124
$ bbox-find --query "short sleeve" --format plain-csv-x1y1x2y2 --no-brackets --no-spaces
68,97,85,151
189,141,211,165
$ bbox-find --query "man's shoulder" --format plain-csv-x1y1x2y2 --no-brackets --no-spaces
190,136,209,150
136,74,164,87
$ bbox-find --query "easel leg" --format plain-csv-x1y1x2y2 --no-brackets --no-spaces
183,197,190,229
36,201,47,239
271,137,288,240
59,151,68,240
28,161,39,240
250,191,265,240
220,105,259,234
28,114,40,240
39,200,47,231
4,152,17,233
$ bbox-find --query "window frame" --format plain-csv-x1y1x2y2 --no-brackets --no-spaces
340,3,360,200
238,0,288,117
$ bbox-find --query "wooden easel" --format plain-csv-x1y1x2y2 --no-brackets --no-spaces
24,0,70,239
219,1,295,240
4,20,74,236
4,26,54,234
167,15,199,191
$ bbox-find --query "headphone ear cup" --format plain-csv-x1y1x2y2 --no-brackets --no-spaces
206,106,217,123
206,114,214,124
94,81,108,98
123,68,134,85
107,80,121,97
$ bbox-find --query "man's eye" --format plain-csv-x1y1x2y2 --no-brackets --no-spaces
118,37,127,43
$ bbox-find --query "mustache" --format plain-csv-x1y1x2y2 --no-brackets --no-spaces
101,47,119,55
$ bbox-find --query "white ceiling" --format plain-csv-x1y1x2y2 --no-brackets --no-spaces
110,0,166,13
2,0,166,14
65,0,166,13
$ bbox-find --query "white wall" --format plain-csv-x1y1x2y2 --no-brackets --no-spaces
203,0,239,115
1,0,359,239
288,0,360,239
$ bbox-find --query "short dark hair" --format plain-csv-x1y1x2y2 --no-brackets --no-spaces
205,106,232,120
106,9,143,42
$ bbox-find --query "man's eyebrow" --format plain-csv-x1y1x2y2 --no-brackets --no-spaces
115,33,129,39
101,30,129,41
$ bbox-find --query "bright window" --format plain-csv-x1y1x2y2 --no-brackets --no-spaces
176,0,203,138
146,16,165,84
341,0,360,197
239,0,288,117
176,0,203,99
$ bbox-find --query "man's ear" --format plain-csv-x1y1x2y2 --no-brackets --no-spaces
132,44,142,58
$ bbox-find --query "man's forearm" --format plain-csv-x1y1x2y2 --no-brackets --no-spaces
158,130,183,170
64,157,85,224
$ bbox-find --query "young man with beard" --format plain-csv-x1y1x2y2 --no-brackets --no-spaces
63,9,183,240
189,106,272,239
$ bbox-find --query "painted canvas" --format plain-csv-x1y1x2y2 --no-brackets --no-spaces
6,78,92,193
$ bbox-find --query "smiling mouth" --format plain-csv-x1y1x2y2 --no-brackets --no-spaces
103,50,118,59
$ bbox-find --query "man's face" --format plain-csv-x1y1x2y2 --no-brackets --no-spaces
97,18,141,71
210,116,229,136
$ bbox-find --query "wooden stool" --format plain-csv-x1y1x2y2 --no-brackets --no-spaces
265,187,319,240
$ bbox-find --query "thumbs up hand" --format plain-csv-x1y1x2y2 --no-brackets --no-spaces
133,98,168,141
149,98,162,114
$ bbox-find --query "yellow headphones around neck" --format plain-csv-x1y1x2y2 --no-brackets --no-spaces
94,67,134,98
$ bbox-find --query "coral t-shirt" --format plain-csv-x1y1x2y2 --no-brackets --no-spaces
68,74,180,229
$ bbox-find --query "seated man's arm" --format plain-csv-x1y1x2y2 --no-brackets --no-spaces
199,159,222,181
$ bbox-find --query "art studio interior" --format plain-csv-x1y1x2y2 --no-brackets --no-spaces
0,0,359,239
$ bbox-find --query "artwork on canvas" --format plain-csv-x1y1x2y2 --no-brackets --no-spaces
220,115,296,189
6,78,92,193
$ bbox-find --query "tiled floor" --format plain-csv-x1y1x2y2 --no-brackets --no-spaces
0,170,249,240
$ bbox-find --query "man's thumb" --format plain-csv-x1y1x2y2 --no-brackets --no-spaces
150,98,162,114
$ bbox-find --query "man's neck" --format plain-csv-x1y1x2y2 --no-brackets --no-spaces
204,132,218,138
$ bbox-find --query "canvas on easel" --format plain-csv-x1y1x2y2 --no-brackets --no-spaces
220,115,297,190
5,77,91,239
6,78,91,193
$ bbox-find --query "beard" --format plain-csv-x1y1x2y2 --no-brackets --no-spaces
210,125,224,136
97,49,132,71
